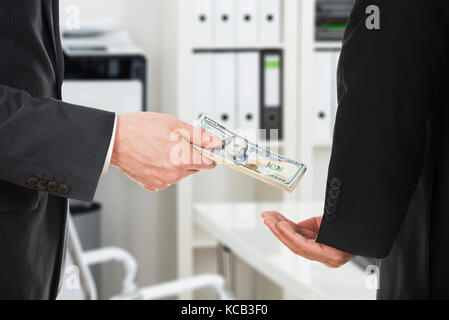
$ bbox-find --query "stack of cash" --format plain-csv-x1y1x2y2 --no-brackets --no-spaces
194,114,307,192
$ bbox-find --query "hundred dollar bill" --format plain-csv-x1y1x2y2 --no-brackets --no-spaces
194,114,306,192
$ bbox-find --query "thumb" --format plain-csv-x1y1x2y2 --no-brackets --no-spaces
176,121,222,149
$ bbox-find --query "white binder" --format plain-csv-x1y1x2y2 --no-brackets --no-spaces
193,0,214,45
263,53,281,107
258,0,281,43
237,52,260,134
236,0,258,44
193,53,214,121
314,51,333,142
214,52,236,127
214,0,235,43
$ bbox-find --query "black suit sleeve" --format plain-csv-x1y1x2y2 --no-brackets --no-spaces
315,0,447,258
0,84,115,202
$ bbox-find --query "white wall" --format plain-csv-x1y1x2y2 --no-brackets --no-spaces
60,0,126,29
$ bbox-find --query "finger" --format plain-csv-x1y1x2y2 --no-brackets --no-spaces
120,168,168,192
140,181,169,192
178,169,200,180
188,147,217,170
138,176,167,190
296,216,321,234
176,122,222,149
262,211,318,239
277,221,327,261
262,211,319,239
263,218,283,238
264,218,303,255
266,218,352,267
261,211,299,232
142,185,158,192
295,225,317,240
264,218,318,262
169,139,216,169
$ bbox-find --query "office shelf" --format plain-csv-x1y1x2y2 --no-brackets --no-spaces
174,0,322,299
314,41,342,50
193,224,217,249
313,140,332,148
192,43,285,51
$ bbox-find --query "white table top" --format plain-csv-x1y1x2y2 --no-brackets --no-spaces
195,202,376,300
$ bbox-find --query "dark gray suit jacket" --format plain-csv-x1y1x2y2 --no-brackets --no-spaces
0,0,115,299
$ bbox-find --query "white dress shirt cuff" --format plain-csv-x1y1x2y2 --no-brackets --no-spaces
102,114,117,175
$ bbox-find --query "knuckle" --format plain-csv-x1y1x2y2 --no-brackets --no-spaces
173,161,188,169
328,257,344,268
163,172,181,184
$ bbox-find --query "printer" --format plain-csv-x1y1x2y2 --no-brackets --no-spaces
62,29,147,113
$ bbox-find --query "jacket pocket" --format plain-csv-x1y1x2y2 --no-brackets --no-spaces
0,180,40,213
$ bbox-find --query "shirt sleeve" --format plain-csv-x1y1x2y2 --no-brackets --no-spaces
102,113,117,175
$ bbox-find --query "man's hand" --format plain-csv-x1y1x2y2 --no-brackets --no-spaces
262,211,355,268
111,112,222,192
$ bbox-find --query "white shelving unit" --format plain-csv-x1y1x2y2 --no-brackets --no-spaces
172,0,342,299
314,41,342,50
193,43,285,50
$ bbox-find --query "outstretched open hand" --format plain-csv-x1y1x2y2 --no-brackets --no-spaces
262,211,354,268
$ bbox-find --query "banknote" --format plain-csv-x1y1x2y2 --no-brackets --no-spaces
194,114,307,192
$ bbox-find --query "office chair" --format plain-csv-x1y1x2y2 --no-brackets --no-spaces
67,215,233,300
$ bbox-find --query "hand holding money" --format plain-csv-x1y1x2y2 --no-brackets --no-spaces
194,114,306,192
111,112,222,192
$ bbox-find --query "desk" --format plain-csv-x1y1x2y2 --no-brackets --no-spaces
195,202,376,300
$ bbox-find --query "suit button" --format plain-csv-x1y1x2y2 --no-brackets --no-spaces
47,181,59,192
326,196,339,207
58,184,70,195
325,205,337,215
27,177,38,187
325,213,337,223
36,179,48,191
328,188,341,199
330,177,342,190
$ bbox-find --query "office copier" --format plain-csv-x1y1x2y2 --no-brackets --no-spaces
62,29,147,113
